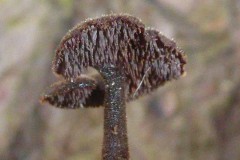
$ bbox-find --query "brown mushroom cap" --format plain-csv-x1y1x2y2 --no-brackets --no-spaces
41,76,105,108
44,14,186,108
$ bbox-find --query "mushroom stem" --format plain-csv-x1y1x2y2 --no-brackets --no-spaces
99,66,129,160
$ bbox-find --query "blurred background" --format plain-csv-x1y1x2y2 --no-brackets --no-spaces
0,0,240,159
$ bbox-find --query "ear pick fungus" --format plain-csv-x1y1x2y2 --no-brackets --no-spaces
41,14,186,160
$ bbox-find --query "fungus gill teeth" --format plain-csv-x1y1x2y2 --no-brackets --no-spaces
41,76,97,109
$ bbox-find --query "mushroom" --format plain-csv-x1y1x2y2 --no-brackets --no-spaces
41,14,186,160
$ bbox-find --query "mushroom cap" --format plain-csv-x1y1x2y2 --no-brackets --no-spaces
43,14,186,108
40,76,104,108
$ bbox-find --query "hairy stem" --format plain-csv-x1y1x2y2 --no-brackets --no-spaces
99,66,129,160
